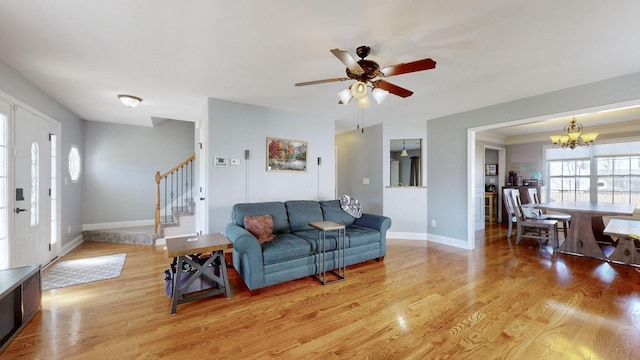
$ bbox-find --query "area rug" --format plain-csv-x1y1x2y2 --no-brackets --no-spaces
42,253,127,290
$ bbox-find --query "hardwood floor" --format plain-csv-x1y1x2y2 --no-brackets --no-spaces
3,223,640,359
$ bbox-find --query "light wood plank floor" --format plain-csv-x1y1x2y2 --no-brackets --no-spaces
3,223,640,359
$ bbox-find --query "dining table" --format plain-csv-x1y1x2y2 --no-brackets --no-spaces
535,201,636,260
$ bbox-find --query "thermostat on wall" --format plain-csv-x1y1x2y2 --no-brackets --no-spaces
214,156,228,167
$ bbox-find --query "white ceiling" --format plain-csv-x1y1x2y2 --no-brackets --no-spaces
2,1,640,135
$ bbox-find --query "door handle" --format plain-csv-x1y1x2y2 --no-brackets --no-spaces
15,208,28,213
200,197,205,201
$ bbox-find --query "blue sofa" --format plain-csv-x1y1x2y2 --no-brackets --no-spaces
225,200,392,291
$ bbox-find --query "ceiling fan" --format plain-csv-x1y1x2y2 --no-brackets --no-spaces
295,45,436,105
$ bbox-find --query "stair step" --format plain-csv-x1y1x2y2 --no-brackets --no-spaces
83,226,159,246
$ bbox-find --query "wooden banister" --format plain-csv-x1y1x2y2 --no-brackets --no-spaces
155,154,196,234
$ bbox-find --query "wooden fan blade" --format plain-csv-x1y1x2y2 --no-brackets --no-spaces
380,58,436,77
295,77,349,86
372,80,413,98
330,48,364,75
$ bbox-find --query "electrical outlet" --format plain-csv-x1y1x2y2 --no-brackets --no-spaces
431,219,436,227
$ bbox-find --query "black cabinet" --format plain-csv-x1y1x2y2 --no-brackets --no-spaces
0,265,41,354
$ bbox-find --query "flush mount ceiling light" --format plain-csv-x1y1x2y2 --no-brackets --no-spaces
117,94,143,108
549,117,599,149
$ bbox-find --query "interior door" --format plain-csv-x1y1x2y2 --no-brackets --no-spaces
12,107,56,268
195,119,208,235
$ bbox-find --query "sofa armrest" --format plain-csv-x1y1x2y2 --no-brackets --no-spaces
355,213,392,233
225,223,265,290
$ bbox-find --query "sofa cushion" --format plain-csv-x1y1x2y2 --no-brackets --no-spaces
320,200,356,225
232,202,290,234
345,225,380,247
262,233,313,265
285,200,324,232
243,215,276,244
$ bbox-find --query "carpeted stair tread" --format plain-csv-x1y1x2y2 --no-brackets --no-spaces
83,226,158,246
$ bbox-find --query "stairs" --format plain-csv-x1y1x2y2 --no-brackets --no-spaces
83,226,160,246
83,200,196,246
157,199,196,239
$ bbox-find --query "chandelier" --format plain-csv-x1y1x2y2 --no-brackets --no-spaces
549,117,599,149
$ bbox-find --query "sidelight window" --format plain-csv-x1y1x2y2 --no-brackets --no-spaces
30,142,39,226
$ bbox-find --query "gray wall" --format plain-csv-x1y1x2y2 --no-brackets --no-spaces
336,124,384,214
207,98,336,233
505,142,545,180
82,120,194,224
0,60,84,247
428,71,640,244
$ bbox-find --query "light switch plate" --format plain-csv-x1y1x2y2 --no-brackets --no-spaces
363,178,370,185
231,159,240,166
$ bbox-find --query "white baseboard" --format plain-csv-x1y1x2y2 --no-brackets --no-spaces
387,231,471,250
83,219,154,231
387,232,428,241
426,233,473,250
62,234,83,256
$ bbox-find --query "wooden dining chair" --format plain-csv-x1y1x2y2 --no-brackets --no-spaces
503,188,518,238
508,188,560,249
526,187,571,236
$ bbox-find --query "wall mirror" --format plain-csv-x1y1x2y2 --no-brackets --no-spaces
390,139,422,186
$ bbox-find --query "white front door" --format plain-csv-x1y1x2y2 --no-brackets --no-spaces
0,99,10,269
12,106,57,268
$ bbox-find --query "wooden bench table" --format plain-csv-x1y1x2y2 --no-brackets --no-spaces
166,233,233,315
603,218,640,266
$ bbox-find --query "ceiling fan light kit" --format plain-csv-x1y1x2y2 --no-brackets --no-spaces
295,44,436,102
117,94,142,108
295,44,436,131
350,81,368,99
372,88,389,104
357,96,371,109
337,88,352,105
549,117,599,149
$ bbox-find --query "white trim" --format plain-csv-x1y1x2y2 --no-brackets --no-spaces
61,234,83,256
426,233,473,249
467,129,476,250
83,219,154,231
388,234,470,249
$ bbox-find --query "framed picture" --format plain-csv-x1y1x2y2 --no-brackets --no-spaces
485,164,498,176
266,137,307,172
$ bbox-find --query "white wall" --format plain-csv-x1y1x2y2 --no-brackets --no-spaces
207,99,336,233
336,124,384,214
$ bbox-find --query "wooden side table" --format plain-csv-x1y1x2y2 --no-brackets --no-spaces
485,192,497,224
165,233,233,315
308,221,346,285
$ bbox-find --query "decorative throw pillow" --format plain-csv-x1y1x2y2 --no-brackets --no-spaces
244,215,276,244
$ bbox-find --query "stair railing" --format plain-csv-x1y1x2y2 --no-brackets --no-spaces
155,154,196,234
